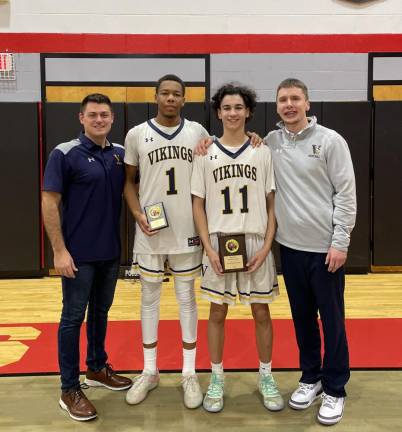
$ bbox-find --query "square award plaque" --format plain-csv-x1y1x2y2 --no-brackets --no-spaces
218,234,247,273
144,202,169,231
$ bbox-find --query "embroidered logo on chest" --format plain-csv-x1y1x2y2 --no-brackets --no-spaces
308,144,322,158
113,154,123,165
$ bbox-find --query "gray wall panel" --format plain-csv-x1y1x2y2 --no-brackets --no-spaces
45,57,206,82
0,54,41,102
211,53,368,102
373,57,402,81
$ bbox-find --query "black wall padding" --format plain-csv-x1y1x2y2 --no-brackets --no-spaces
322,102,371,272
45,103,125,155
373,102,402,266
126,103,148,131
0,103,41,275
182,103,208,128
2,100,377,276
126,103,149,266
43,103,127,268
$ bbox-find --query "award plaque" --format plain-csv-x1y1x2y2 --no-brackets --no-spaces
144,202,169,231
218,234,247,273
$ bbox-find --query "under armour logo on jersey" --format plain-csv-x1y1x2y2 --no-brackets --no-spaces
145,137,154,142
210,155,218,160
88,157,95,162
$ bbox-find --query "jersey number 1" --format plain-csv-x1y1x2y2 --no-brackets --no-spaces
221,185,248,214
166,167,178,195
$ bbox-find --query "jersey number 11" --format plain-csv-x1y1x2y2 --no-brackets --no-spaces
221,185,249,214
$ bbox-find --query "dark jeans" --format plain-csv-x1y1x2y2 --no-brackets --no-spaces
58,258,120,391
280,245,349,397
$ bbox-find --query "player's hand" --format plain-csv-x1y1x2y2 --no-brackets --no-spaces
246,131,263,148
246,248,268,273
194,136,213,156
54,248,78,278
325,247,347,273
136,213,159,237
206,248,224,276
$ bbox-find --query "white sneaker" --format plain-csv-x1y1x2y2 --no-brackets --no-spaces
203,372,224,413
182,374,203,409
258,373,284,411
317,393,345,425
289,381,323,410
125,371,159,405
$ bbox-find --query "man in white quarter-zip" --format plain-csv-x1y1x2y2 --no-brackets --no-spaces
266,78,356,426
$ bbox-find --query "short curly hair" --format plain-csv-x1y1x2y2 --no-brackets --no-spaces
212,83,257,122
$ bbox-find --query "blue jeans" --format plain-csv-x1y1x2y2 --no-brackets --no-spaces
58,258,120,391
280,245,349,398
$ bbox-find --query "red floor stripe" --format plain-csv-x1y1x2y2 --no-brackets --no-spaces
0,319,401,374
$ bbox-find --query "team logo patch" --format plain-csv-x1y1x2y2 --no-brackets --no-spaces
308,144,322,158
113,154,123,165
188,236,200,247
148,204,162,219
225,239,239,254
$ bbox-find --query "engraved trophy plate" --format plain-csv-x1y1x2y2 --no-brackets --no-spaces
144,202,169,231
218,234,247,273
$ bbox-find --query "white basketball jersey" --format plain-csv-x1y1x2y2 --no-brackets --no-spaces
191,139,275,237
125,118,209,254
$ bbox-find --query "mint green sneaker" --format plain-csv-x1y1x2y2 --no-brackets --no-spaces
258,373,284,411
203,372,224,413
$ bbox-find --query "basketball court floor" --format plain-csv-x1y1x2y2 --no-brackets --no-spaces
1,274,401,431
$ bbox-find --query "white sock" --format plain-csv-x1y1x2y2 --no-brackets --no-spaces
182,347,196,377
259,360,272,375
211,362,224,376
143,347,157,374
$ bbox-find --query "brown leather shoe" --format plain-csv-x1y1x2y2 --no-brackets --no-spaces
59,388,97,421
85,363,133,390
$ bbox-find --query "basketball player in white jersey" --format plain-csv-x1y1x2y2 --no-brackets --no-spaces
191,83,284,413
124,74,208,408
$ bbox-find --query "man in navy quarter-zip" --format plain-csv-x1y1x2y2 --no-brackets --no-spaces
42,94,132,422
266,78,356,426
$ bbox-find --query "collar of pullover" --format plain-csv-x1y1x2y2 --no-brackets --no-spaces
277,116,317,141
